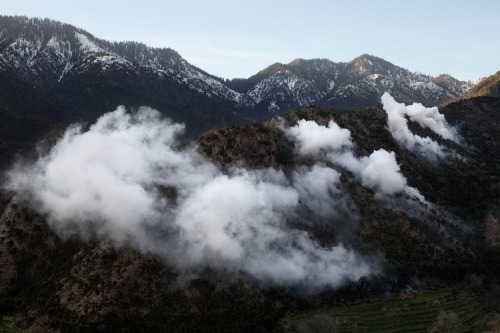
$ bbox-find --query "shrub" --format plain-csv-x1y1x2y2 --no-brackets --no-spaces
293,314,340,333
428,311,463,333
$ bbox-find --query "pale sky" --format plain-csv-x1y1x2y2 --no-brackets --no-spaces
1,0,498,81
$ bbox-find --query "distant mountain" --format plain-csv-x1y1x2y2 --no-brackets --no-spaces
227,54,474,114
0,16,248,137
320,54,474,110
0,16,241,101
0,15,479,163
227,59,345,115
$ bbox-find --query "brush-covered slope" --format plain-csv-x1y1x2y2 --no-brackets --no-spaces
459,71,500,99
1,94,499,332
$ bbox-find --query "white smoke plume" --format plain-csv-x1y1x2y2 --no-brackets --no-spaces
4,106,373,291
285,120,352,155
381,92,460,158
335,150,425,201
173,169,369,288
292,164,344,219
285,118,426,202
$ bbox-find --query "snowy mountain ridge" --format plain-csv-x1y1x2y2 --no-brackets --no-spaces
0,16,474,116
229,54,475,113
0,16,242,103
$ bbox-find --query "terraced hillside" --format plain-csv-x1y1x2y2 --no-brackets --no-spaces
288,290,497,333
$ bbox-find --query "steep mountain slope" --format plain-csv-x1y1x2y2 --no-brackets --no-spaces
442,96,500,166
458,71,500,99
0,16,248,146
0,71,67,166
0,199,295,332
1,94,499,332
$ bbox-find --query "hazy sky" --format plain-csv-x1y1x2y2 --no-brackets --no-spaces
1,0,498,80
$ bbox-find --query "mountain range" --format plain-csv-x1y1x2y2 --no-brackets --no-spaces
0,16,477,162
0,15,499,332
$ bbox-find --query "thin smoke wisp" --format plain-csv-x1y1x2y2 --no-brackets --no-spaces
381,92,460,159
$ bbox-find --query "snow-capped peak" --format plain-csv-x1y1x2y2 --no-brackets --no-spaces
0,15,477,115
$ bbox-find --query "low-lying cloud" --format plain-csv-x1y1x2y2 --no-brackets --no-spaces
4,106,373,291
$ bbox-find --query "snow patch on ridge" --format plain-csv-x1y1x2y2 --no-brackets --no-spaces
75,32,103,53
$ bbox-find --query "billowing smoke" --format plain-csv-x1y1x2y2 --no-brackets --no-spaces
284,118,425,203
5,107,218,245
285,120,352,155
292,164,344,219
173,169,369,288
4,106,373,291
381,92,459,158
